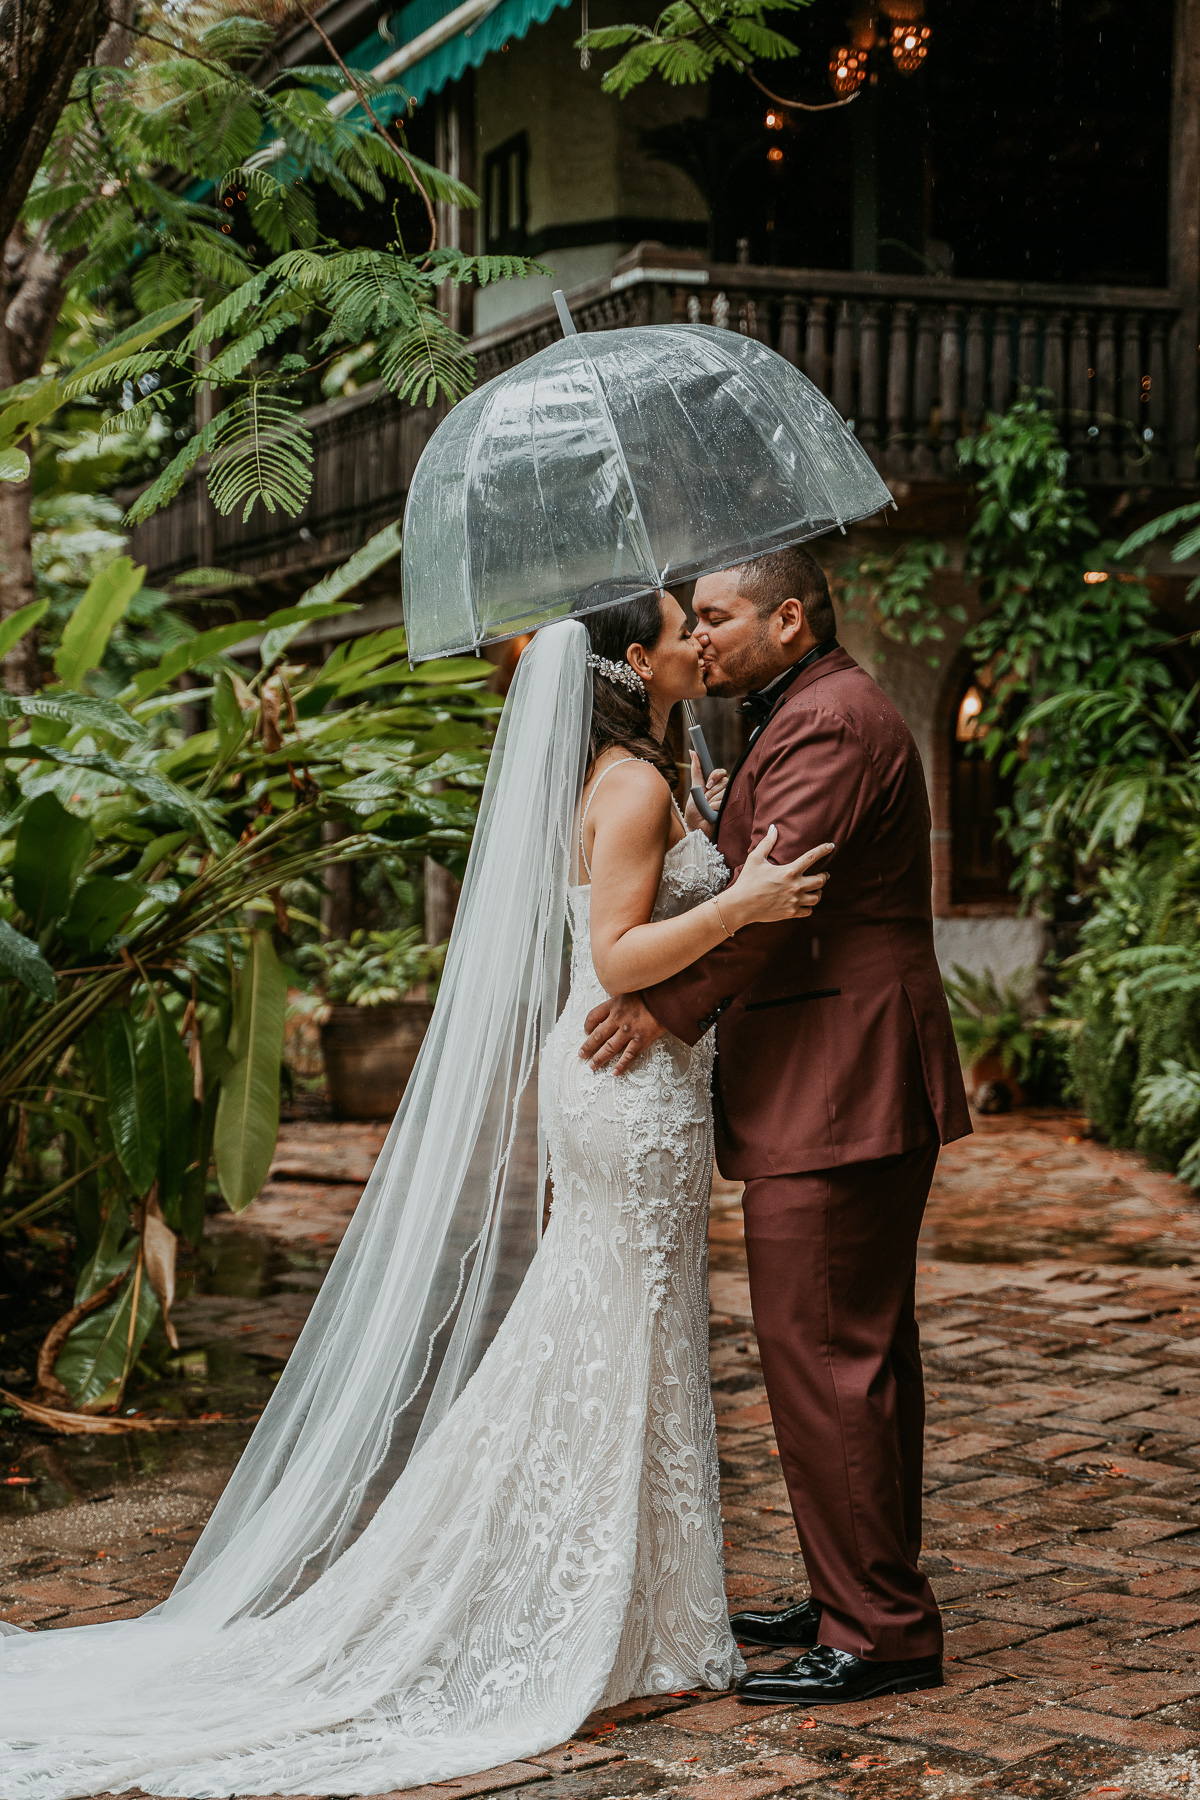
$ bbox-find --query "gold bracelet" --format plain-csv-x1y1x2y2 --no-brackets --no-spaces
712,895,734,939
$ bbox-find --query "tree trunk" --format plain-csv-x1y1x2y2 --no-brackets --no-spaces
320,821,355,939
0,0,137,694
424,857,461,947
0,468,39,692
0,0,100,248
0,229,70,694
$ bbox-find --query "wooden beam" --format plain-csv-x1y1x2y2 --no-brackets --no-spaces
1169,0,1200,480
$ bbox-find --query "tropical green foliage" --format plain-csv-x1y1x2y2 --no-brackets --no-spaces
837,538,964,667
0,547,498,1413
299,926,446,1008
581,0,810,97
1059,841,1200,1177
943,964,1068,1100
1,3,542,532
957,398,1183,911
949,397,1200,1180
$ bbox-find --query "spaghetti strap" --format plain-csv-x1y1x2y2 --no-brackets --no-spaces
579,756,638,879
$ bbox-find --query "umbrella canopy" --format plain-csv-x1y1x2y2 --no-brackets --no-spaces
401,322,892,663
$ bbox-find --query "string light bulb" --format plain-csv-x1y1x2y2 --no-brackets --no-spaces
829,45,867,95
1083,571,1109,585
890,21,931,72
764,110,782,129
767,146,784,163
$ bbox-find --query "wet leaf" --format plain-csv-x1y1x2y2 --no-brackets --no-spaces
103,1010,162,1196
59,875,146,951
142,1188,179,1351
12,792,93,928
214,931,286,1211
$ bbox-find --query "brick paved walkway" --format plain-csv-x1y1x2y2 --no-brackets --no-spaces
5,1111,1200,1798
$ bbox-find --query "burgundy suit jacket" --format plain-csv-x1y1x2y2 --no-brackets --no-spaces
645,647,971,1177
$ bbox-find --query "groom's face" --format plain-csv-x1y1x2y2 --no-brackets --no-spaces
692,569,804,698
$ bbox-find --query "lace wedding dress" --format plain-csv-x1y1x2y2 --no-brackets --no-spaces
0,824,741,1799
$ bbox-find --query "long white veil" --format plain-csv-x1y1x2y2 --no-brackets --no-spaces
0,620,594,1789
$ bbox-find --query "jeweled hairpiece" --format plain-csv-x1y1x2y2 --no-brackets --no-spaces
586,652,646,698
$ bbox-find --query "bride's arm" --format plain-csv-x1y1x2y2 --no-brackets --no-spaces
586,762,831,996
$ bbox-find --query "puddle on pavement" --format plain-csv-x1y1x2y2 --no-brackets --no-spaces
1,1225,334,1518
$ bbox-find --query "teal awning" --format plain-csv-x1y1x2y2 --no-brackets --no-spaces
347,0,573,113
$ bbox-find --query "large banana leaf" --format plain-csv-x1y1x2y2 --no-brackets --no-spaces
12,792,93,927
54,557,145,689
214,931,286,1212
103,1010,162,1196
0,599,47,660
142,997,195,1208
55,1200,161,1411
59,875,146,952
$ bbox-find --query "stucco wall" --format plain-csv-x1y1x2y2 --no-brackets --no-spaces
474,3,707,333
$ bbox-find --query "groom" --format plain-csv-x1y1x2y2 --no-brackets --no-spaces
580,545,971,1705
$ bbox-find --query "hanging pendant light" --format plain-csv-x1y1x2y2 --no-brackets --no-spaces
890,20,931,72
829,44,868,95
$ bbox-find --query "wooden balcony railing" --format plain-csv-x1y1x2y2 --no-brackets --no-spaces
127,249,1193,590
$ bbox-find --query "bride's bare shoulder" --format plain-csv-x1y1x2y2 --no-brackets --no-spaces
587,754,673,825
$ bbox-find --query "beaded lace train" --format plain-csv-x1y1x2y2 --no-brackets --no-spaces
0,830,740,1799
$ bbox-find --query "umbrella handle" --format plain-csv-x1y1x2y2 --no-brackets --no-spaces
687,720,719,824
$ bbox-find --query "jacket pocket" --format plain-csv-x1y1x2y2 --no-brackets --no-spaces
744,987,841,1012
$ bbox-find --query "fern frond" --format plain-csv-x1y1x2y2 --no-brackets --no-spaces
206,388,314,522
124,418,219,525
201,312,300,384
377,314,474,407
724,17,799,56
132,252,194,313
181,271,271,354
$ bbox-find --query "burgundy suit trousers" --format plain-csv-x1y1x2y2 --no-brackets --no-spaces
741,1138,942,1662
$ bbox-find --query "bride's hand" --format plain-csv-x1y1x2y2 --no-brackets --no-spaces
722,828,834,928
683,752,729,837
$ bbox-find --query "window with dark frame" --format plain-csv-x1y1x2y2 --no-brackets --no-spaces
484,132,529,253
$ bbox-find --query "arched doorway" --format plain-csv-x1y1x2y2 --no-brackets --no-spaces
932,659,1015,914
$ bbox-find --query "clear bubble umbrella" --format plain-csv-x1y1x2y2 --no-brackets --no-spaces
401,302,893,664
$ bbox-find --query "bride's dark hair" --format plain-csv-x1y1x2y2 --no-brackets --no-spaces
577,592,678,787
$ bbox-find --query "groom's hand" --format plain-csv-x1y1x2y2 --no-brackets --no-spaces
581,994,665,1075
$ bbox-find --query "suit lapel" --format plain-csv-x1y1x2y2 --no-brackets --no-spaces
715,647,859,844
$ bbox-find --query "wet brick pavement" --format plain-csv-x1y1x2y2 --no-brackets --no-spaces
5,1110,1200,1798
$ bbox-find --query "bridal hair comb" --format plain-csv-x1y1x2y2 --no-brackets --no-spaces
586,652,646,698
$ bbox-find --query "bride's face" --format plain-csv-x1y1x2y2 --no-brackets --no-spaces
628,591,705,705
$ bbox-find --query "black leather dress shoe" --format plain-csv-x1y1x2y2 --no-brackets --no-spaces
729,1598,821,1648
737,1643,943,1705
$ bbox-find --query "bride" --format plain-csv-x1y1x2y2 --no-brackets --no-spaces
0,593,828,1799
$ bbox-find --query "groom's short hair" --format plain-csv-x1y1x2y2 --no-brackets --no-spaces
737,546,836,642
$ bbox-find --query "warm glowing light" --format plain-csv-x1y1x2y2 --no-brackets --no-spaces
955,685,986,743
1083,570,1109,585
764,110,782,128
767,146,784,163
829,44,868,95
890,21,930,72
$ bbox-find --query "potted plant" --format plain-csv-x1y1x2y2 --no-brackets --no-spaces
943,965,1067,1113
300,929,447,1120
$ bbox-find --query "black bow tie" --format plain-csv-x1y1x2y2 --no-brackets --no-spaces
738,640,839,734
739,688,778,731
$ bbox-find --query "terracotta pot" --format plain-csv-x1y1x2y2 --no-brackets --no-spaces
967,1051,1025,1110
321,999,434,1121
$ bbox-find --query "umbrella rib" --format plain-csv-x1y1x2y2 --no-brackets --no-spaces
572,332,661,590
